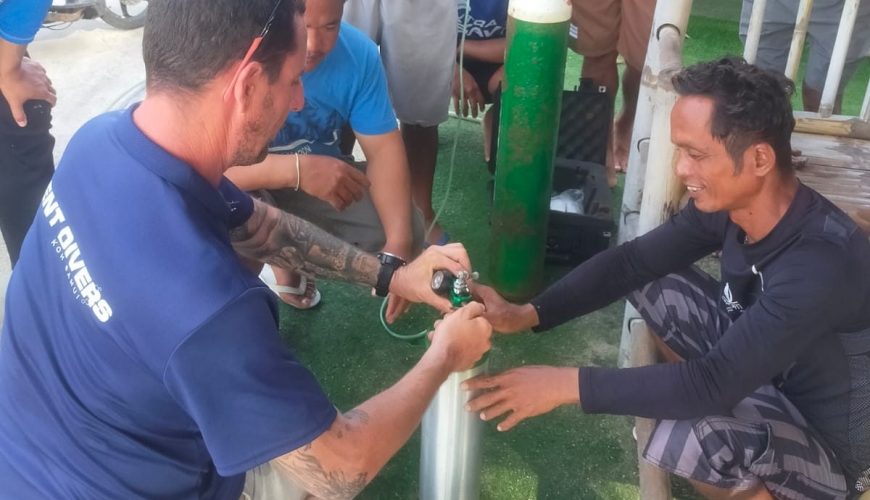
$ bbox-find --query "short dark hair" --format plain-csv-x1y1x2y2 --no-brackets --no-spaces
143,0,305,92
672,57,795,173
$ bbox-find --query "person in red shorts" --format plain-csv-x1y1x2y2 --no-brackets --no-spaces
569,0,657,185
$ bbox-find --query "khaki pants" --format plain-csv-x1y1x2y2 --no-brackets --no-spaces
569,0,657,70
263,161,426,255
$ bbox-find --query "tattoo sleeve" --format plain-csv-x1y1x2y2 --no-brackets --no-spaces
230,198,380,287
274,410,373,499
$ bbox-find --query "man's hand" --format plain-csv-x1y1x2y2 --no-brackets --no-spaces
428,302,492,372
381,241,413,324
470,283,539,333
384,294,411,324
0,57,56,127
300,155,370,211
389,243,472,314
274,302,491,499
452,66,485,118
464,366,580,431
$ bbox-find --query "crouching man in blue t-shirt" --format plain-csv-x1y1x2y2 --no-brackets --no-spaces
226,0,421,317
0,1,492,498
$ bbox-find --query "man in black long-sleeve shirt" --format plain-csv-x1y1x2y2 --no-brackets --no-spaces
467,58,870,499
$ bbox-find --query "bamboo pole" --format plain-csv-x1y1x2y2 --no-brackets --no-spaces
819,0,860,117
637,68,683,235
794,111,870,139
861,78,870,122
618,4,691,246
617,4,691,500
617,0,690,368
785,0,814,82
743,0,768,64
630,319,672,500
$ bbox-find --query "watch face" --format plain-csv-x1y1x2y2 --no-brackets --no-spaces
378,252,403,267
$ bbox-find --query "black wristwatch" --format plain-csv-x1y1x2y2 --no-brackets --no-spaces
374,252,407,297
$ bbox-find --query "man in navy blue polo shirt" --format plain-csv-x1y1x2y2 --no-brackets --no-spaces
0,0,491,498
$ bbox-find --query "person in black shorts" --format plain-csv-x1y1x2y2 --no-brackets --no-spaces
467,57,870,499
453,0,508,165
461,59,501,105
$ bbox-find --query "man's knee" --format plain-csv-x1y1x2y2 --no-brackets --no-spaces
580,51,619,91
651,333,684,363
646,415,776,498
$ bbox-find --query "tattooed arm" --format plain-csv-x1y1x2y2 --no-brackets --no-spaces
230,197,380,285
230,198,474,313
273,303,492,499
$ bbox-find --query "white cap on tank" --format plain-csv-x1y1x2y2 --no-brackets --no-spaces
508,0,572,24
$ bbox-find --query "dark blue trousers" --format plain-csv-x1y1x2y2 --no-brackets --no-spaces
0,93,54,267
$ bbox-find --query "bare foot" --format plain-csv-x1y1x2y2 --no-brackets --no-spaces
607,166,618,188
613,113,633,173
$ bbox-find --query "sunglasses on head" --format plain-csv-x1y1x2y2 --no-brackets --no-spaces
223,0,286,101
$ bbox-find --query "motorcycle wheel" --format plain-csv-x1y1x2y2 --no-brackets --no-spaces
97,0,147,30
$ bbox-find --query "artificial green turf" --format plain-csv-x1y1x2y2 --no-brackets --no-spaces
276,11,868,499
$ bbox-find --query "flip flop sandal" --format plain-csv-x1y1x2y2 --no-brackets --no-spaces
259,265,322,310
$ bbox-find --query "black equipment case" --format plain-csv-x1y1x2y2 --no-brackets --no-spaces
545,79,615,264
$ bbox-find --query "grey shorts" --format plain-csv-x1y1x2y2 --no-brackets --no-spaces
628,267,856,498
740,0,870,91
343,0,456,126
260,161,425,255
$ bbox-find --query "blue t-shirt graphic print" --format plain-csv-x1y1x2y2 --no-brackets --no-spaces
269,22,396,158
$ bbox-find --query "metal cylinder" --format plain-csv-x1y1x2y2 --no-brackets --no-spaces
489,0,571,301
419,360,488,500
